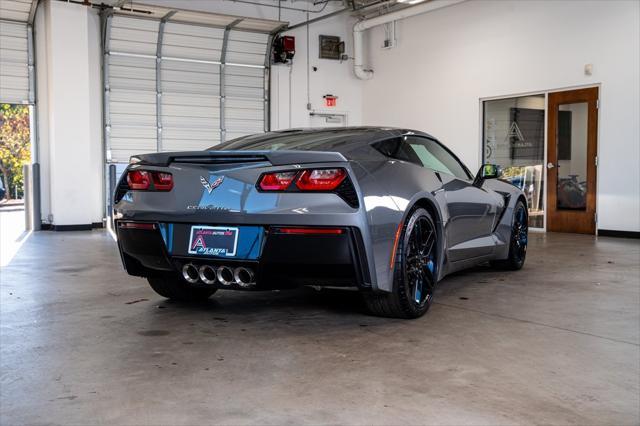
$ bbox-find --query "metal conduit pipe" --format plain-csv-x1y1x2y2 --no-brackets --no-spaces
353,0,466,80
226,0,334,14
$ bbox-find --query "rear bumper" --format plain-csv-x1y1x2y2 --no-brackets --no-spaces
116,221,372,290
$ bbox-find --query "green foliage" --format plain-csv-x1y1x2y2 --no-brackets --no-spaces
0,104,31,200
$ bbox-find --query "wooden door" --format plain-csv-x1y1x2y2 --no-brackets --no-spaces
547,87,598,234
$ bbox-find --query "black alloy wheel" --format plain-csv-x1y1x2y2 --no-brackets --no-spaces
363,208,438,319
492,200,528,270
405,213,437,309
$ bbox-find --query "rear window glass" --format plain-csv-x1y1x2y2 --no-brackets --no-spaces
209,130,368,151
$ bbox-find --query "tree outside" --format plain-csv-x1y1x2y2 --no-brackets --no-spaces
0,104,31,200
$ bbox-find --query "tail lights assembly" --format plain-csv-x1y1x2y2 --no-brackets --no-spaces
151,172,174,191
258,171,297,191
296,169,346,191
258,168,346,192
257,168,358,208
126,170,150,190
126,170,173,191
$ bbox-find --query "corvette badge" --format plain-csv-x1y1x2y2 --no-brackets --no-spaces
200,175,224,194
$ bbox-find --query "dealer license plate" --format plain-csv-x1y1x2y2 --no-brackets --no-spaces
188,226,239,257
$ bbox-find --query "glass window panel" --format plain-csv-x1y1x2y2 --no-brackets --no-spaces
483,95,545,228
372,136,471,180
556,102,588,210
405,137,470,180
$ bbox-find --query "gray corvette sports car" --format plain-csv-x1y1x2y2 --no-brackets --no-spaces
114,127,528,318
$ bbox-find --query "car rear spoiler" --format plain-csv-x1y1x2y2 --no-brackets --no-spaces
130,150,348,167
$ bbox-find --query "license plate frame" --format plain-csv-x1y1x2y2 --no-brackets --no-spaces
187,226,239,257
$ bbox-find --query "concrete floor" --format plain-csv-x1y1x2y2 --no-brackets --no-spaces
0,231,638,425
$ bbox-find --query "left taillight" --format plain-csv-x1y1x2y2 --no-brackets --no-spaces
152,172,174,191
126,170,173,191
127,170,151,190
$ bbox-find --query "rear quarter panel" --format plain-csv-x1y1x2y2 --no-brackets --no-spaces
354,159,447,293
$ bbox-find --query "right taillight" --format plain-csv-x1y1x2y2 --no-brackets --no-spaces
256,168,356,207
296,168,346,191
258,168,348,192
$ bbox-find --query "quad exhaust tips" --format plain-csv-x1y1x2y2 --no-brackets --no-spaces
182,263,199,284
183,263,256,287
216,266,235,286
198,265,217,285
234,266,255,288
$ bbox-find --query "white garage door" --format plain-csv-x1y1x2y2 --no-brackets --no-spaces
0,20,31,104
104,13,274,163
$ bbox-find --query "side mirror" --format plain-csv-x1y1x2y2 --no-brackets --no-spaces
473,164,502,187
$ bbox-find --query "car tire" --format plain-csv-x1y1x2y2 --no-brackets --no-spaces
147,274,217,302
363,208,438,319
491,200,528,271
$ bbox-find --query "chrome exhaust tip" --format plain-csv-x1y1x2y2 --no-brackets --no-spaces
198,265,217,285
182,263,199,284
216,266,235,286
234,266,255,288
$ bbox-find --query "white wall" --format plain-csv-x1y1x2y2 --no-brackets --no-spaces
271,13,364,129
34,3,50,221
35,0,103,226
361,0,640,232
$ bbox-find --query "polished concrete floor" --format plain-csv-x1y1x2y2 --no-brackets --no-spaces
0,230,638,425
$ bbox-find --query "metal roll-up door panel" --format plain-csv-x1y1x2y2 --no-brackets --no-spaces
224,64,264,136
223,30,268,140
162,22,223,61
110,17,158,54
161,61,220,96
0,20,29,104
160,22,223,152
0,0,33,22
105,14,273,160
107,16,159,162
226,31,268,66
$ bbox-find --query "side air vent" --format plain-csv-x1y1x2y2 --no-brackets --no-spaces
335,176,359,208
492,192,511,232
114,178,129,204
